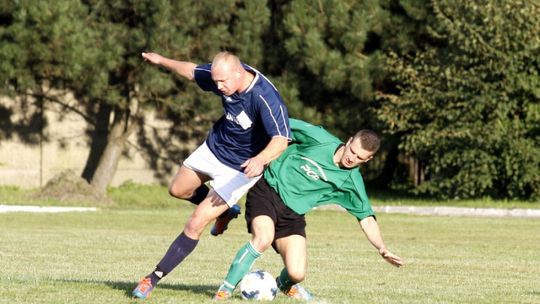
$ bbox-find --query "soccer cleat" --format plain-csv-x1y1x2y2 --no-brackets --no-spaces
213,289,232,300
277,279,313,300
211,204,241,236
132,277,154,300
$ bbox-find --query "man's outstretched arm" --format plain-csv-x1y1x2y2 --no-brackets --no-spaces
359,216,403,267
142,52,197,80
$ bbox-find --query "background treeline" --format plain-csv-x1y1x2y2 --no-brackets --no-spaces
0,0,538,200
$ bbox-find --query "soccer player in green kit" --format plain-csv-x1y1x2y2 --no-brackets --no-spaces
214,118,403,300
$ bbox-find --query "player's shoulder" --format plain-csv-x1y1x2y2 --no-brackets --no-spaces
290,118,316,128
250,83,284,110
291,119,339,139
193,63,212,81
195,63,212,73
245,65,279,94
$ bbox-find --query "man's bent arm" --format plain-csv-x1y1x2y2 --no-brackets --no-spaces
142,52,197,80
241,136,288,177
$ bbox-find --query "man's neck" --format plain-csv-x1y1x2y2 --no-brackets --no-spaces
333,145,345,166
238,70,255,93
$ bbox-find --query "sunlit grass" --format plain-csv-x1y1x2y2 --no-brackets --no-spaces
1,206,539,303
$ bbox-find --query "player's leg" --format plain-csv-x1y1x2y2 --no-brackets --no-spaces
168,165,211,205
183,190,229,238
133,191,228,299
158,191,228,279
134,143,223,299
274,235,313,300
215,178,277,300
216,215,274,297
209,166,261,236
275,235,307,284
169,142,219,205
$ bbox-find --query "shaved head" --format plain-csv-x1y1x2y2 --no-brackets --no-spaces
212,51,242,71
210,51,250,96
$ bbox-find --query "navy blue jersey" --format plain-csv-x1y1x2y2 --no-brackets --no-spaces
194,63,291,171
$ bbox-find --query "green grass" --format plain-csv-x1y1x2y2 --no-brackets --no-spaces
1,184,539,302
1,204,539,303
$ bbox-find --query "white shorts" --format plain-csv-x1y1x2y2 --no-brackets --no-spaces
183,142,261,207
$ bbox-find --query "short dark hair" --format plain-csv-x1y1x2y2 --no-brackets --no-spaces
354,129,380,152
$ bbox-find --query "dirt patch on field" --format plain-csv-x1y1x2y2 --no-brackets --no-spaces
29,170,113,204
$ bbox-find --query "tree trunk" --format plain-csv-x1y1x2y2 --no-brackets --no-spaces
90,107,138,195
82,103,112,183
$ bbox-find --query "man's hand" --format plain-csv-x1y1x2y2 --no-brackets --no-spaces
241,156,267,178
379,248,403,267
141,52,163,65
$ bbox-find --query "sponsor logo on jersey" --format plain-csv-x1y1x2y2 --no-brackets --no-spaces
300,157,327,181
225,110,253,130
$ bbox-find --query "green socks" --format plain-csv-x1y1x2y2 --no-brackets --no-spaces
220,241,262,292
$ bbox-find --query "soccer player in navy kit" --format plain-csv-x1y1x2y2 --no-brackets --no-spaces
132,51,291,299
214,119,403,300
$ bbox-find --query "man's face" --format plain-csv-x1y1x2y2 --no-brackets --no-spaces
211,63,241,96
339,137,374,169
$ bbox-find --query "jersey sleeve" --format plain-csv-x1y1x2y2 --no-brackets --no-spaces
326,173,375,220
193,63,221,95
257,92,291,140
289,118,338,145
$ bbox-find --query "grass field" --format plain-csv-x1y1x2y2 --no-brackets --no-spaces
1,199,540,304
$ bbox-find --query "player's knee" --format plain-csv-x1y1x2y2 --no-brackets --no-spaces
287,268,306,283
184,215,209,237
251,235,273,252
168,184,191,199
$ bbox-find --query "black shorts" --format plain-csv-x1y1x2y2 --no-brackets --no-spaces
245,178,306,245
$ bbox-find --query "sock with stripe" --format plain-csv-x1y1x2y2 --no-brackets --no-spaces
219,241,262,292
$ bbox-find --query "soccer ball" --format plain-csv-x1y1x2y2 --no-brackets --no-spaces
239,270,278,301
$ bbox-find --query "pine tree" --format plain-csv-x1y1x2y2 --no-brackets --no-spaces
0,0,272,194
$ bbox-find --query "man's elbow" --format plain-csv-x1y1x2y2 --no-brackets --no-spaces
275,137,289,153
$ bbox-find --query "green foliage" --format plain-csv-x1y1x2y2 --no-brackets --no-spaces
377,0,540,199
263,0,431,139
3,0,537,201
0,0,275,186
266,0,389,136
0,1,94,94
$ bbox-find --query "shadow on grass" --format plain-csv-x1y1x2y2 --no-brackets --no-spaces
57,278,216,298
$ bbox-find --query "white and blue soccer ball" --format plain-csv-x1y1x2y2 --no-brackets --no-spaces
240,270,278,301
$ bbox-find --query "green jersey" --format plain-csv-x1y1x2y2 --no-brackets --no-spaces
264,119,374,220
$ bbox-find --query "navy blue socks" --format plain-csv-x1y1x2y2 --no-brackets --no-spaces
149,232,199,285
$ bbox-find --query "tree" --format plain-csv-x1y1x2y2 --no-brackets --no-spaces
270,0,388,135
84,0,274,194
377,0,540,199
0,0,100,187
261,0,432,187
1,0,273,195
